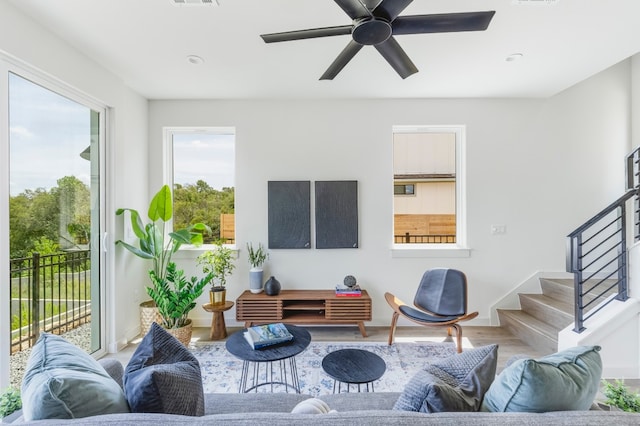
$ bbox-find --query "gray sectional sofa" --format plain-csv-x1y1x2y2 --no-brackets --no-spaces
9,329,640,425
8,391,640,425
7,357,640,425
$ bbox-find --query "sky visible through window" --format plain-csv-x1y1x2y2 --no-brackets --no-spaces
9,73,90,196
172,132,235,190
9,72,235,195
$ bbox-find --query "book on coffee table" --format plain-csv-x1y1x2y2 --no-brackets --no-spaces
244,322,294,349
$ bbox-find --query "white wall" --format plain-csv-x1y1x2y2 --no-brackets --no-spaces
148,58,632,329
0,1,149,373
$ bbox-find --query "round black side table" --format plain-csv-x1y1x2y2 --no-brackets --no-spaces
225,324,311,393
321,348,386,393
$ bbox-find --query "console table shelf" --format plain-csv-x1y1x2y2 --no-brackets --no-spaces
236,289,372,337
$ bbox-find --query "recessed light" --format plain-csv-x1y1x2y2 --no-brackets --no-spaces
187,55,204,65
506,53,523,62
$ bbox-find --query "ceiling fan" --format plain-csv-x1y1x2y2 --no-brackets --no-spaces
260,0,495,80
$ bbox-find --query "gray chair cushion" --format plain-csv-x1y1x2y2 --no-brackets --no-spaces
20,333,129,421
414,268,467,316
481,345,602,412
123,323,204,416
393,344,498,413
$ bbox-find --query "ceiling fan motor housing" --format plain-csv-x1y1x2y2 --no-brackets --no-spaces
352,18,392,45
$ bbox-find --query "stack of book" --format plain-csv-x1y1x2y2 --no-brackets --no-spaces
335,284,362,297
243,322,294,349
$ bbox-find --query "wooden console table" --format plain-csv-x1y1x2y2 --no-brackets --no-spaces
236,289,372,337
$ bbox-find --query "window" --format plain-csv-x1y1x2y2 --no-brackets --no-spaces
164,128,235,245
394,184,415,195
392,126,466,249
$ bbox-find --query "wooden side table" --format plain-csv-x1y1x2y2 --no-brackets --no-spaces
203,301,234,340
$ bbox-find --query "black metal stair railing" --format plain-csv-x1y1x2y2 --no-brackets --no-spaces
565,147,640,333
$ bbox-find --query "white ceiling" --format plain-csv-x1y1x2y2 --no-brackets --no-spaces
8,0,640,100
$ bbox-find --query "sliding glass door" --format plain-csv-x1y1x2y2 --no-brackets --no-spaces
3,70,105,388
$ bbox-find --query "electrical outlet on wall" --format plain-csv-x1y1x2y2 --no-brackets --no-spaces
491,224,507,235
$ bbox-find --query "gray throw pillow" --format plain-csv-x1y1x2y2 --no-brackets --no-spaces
393,344,498,413
124,322,204,416
21,333,130,421
481,345,602,413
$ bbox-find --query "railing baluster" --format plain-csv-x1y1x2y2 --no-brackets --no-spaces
32,253,40,345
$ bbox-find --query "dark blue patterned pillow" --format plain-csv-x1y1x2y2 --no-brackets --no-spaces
123,323,204,416
393,344,498,413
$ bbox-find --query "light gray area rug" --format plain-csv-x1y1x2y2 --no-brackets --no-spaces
190,341,457,396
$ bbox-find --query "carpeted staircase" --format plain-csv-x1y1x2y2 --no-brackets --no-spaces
497,278,575,354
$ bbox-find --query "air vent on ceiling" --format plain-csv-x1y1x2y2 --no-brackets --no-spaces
170,0,219,6
512,0,559,4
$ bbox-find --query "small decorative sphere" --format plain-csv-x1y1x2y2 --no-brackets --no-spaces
343,275,357,288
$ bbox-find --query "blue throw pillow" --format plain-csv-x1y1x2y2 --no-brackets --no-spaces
21,333,129,421
123,323,204,416
393,344,498,413
481,345,602,412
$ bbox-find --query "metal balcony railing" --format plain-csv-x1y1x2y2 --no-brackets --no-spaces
9,250,91,353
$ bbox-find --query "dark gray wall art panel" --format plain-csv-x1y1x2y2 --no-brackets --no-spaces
268,181,311,249
315,180,358,249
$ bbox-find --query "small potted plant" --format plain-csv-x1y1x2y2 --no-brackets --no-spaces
147,262,213,345
246,242,268,294
197,240,236,305
599,379,640,412
0,387,22,423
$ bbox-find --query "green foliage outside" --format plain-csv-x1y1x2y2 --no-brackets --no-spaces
11,302,66,331
0,387,21,418
173,180,234,244
9,176,90,258
10,176,234,258
602,379,640,412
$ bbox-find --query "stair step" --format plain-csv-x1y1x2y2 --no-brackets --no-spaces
540,278,574,302
497,309,558,354
541,277,618,310
519,293,574,329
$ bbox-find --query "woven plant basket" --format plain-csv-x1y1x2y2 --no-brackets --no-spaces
139,300,162,336
166,320,193,346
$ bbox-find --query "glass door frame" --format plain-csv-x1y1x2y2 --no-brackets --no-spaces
0,54,109,387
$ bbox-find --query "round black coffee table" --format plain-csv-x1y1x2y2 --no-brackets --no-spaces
322,348,386,393
225,323,311,393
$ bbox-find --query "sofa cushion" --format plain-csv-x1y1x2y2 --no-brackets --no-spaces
393,344,498,413
124,322,204,416
21,333,129,421
481,345,602,413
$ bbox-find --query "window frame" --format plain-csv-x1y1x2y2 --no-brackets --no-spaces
162,126,236,250
391,125,469,258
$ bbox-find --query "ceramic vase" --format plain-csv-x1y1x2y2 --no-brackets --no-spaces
264,276,281,296
249,267,264,293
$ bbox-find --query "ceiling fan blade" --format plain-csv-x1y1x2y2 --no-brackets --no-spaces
374,36,417,79
320,40,364,80
392,11,496,35
373,0,413,21
261,25,353,43
333,0,372,19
